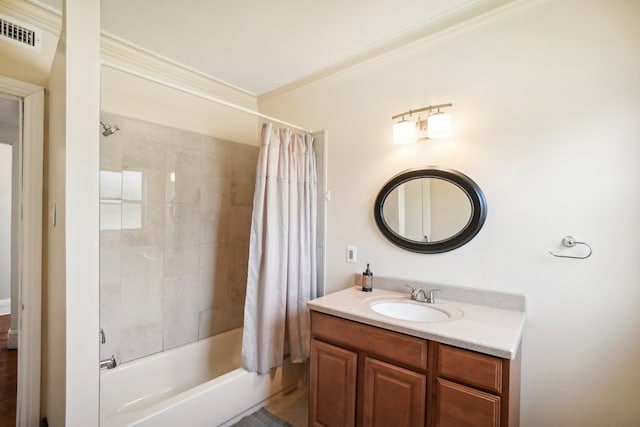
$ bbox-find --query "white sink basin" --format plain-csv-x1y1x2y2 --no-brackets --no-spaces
369,300,463,322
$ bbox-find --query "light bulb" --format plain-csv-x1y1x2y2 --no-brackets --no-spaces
427,112,452,139
393,120,416,144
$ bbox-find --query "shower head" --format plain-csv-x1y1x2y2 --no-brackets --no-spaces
100,120,120,137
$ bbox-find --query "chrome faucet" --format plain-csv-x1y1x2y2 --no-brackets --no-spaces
404,284,440,303
425,289,440,304
100,355,117,370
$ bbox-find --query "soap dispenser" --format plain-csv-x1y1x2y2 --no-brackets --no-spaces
362,263,373,292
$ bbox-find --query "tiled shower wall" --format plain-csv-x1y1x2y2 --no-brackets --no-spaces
99,112,258,363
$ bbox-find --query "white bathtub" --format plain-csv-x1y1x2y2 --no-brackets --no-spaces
100,328,304,427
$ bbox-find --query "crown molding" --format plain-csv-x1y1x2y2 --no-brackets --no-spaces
258,0,517,102
1,0,521,109
1,0,257,108
100,32,257,109
0,0,61,36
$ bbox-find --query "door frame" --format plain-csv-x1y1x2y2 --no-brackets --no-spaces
0,75,44,427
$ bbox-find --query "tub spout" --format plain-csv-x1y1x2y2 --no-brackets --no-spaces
100,355,117,370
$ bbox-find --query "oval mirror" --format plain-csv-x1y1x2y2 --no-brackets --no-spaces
374,167,487,253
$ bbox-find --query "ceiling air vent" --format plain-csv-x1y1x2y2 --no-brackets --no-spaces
0,14,42,51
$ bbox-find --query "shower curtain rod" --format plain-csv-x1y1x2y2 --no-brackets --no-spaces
100,60,312,133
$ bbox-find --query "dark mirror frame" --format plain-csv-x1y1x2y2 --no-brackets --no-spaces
374,167,487,254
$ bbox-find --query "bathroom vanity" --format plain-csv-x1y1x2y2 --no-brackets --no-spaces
308,285,524,427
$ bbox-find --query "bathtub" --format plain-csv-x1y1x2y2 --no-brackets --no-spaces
100,328,305,427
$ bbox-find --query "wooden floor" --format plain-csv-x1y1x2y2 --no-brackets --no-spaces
0,315,17,427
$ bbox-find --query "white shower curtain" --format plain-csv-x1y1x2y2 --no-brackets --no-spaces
242,123,317,374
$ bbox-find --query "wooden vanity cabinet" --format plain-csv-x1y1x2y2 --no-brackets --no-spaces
435,343,521,427
310,311,428,427
310,311,520,427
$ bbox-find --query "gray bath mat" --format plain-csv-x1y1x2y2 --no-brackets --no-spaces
231,407,293,427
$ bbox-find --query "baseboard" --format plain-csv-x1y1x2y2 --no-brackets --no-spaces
8,327,18,349
0,298,10,316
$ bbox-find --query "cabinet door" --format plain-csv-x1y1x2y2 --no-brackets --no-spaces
362,357,426,427
436,378,500,427
310,339,357,427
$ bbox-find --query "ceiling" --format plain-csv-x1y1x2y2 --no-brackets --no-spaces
34,0,503,96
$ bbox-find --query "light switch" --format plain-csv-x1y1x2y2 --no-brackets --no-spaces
346,245,357,263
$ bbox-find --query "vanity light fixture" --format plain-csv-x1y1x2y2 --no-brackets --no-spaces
392,118,416,145
392,103,453,144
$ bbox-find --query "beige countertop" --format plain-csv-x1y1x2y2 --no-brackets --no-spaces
308,286,525,359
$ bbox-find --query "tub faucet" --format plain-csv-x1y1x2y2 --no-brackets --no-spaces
100,355,117,370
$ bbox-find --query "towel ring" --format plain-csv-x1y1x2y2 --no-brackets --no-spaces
549,235,592,259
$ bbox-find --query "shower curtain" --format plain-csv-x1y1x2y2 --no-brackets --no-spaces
242,123,317,374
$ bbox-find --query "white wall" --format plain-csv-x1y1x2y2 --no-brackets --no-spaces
44,0,101,425
43,16,68,426
259,0,640,425
65,0,100,424
0,143,11,303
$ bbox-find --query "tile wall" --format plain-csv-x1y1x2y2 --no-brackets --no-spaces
99,112,258,363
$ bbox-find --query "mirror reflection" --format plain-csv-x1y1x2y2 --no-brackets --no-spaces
382,178,472,243
374,167,487,254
